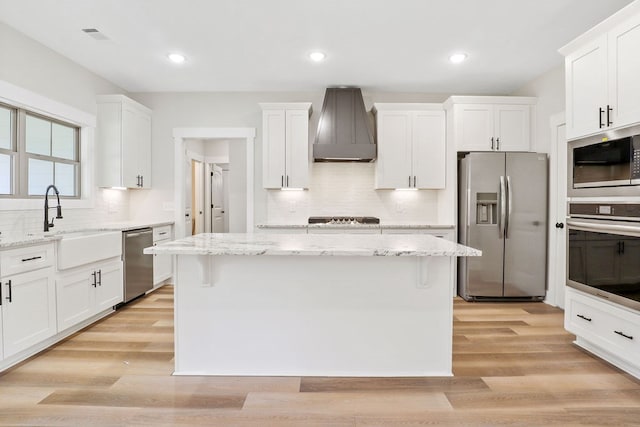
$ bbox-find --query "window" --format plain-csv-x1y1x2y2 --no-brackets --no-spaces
0,103,80,198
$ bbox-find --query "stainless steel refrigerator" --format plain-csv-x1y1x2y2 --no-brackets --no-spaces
458,152,547,301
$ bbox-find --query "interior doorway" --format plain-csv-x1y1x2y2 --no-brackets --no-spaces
173,128,255,239
191,159,205,235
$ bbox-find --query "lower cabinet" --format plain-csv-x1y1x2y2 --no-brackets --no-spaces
566,287,640,377
1,267,57,359
153,225,173,285
56,259,123,332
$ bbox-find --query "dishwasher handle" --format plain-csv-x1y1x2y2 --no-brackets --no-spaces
125,229,153,239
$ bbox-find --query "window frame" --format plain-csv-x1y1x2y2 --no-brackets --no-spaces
0,102,18,196
0,104,81,199
0,79,96,211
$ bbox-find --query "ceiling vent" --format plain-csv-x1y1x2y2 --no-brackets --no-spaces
82,28,110,41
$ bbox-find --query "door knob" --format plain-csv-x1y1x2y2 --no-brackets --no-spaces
555,222,564,229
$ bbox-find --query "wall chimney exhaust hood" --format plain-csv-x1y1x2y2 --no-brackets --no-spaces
313,88,376,162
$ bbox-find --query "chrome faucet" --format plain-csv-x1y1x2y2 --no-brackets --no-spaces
44,184,63,232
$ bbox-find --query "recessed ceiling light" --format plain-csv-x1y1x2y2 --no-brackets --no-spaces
449,53,467,64
309,51,326,62
167,53,186,64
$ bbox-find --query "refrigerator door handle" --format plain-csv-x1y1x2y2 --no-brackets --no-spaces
499,176,506,239
506,176,513,239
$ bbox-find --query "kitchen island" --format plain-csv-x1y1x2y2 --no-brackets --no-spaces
145,233,480,377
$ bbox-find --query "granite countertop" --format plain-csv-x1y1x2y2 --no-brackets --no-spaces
144,232,481,257
257,223,455,230
0,220,174,249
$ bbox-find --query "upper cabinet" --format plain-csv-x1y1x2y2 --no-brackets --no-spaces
373,103,445,189
260,103,312,189
445,96,536,152
561,6,640,140
96,95,152,188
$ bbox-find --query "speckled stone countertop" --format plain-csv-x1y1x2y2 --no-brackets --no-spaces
0,220,174,249
144,233,481,257
257,223,455,231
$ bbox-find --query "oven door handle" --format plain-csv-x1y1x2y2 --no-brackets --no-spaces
567,219,640,235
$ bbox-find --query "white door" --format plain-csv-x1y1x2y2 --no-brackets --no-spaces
608,14,640,130
2,268,56,358
565,35,608,139
548,114,567,309
375,111,412,188
494,105,530,151
222,169,230,232
412,110,445,189
192,160,205,235
184,154,192,235
456,104,494,151
211,165,225,232
95,261,124,311
285,109,309,189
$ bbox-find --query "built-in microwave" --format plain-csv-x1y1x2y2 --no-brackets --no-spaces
568,125,640,197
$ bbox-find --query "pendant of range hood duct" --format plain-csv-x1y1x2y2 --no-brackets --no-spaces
313,87,376,162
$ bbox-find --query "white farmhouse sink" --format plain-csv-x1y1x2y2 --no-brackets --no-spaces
57,230,122,270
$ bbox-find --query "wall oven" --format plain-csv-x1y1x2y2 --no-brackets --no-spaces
567,202,640,311
568,124,640,197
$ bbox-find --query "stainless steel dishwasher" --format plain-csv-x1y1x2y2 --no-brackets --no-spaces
123,228,154,303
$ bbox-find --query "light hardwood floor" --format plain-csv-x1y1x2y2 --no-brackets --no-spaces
1,285,639,426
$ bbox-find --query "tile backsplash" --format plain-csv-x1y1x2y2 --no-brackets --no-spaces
0,188,129,235
266,163,441,224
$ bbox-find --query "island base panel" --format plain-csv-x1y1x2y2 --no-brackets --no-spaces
173,254,454,376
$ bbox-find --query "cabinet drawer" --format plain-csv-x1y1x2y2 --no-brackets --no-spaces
1,243,54,277
566,288,640,366
153,226,172,242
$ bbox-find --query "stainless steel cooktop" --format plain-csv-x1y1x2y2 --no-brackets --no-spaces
308,216,380,225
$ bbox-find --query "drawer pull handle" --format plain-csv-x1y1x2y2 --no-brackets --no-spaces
6,279,12,303
577,314,592,322
21,256,42,262
158,232,167,236
91,271,97,288
614,330,633,340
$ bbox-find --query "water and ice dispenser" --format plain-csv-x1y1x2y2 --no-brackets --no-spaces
475,192,497,225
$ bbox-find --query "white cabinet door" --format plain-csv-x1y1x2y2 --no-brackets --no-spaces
2,268,56,358
456,104,494,151
97,95,152,189
285,109,309,189
56,267,95,332
121,105,140,188
95,260,123,312
608,14,640,130
565,36,608,139
375,111,412,189
494,105,531,152
137,112,152,188
412,110,445,189
262,109,287,189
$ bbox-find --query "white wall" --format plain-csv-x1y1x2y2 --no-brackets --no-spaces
511,65,565,153
0,22,131,235
128,92,449,227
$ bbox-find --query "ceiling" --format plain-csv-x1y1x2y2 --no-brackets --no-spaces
0,0,634,94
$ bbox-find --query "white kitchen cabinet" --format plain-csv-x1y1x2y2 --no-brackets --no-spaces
561,9,640,140
153,225,173,285
260,103,312,189
2,267,56,359
373,104,445,189
97,94,152,188
56,259,122,332
445,97,535,152
566,287,640,378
